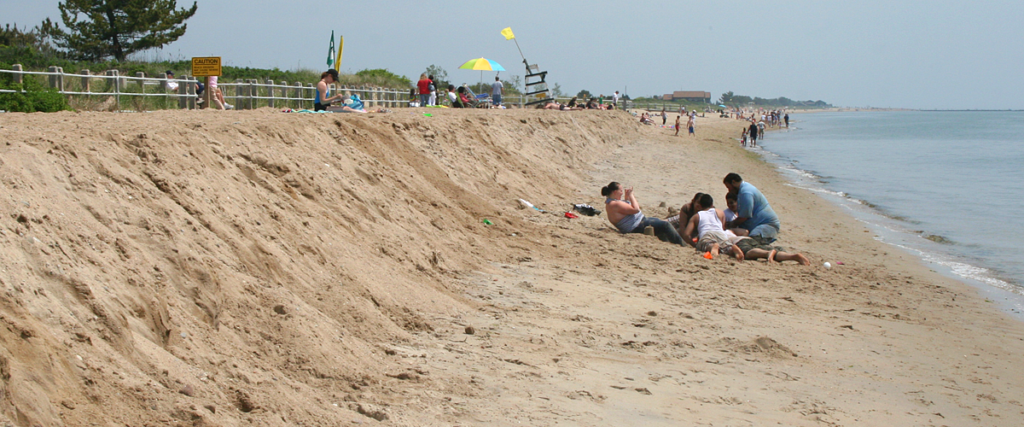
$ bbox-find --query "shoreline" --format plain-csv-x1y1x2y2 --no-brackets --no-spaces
755,113,1024,320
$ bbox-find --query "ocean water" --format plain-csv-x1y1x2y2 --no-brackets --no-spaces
758,111,1024,316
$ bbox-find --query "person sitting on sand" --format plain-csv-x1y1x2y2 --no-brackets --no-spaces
315,69,349,112
458,87,475,108
682,194,742,259
586,98,599,109
561,97,584,110
602,182,685,245
722,192,749,237
723,173,780,243
675,192,705,233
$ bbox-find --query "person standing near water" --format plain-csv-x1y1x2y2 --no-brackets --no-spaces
748,121,759,147
784,113,790,128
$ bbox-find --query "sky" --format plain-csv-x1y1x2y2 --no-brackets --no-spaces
4,0,1023,109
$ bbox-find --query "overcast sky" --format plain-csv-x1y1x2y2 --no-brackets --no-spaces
4,0,1022,109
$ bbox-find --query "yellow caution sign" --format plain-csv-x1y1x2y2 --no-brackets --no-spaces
191,57,222,76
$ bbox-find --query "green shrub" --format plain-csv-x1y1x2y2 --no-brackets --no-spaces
0,63,70,112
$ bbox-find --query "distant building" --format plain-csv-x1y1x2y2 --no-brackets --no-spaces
662,91,712,103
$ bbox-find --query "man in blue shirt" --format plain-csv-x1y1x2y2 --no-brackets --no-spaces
723,173,781,243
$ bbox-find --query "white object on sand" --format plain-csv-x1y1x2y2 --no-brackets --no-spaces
823,262,832,269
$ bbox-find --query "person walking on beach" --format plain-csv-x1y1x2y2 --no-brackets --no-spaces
417,74,431,107
723,173,781,243
612,91,620,109
675,115,682,137
687,115,695,136
748,121,759,147
491,76,503,107
661,108,667,125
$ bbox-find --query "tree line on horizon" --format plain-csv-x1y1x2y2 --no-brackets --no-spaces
718,91,831,108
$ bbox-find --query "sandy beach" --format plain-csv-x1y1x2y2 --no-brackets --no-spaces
0,108,1022,426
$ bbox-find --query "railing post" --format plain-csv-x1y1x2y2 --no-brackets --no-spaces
238,80,247,110
180,77,190,109
249,80,256,109
81,69,91,93
294,82,303,109
48,66,59,89
12,64,23,85
135,72,145,93
266,79,274,108
278,80,287,108
106,70,120,110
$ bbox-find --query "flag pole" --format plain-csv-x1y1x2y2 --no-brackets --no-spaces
513,38,525,62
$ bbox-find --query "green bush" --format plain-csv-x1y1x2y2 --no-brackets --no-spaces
0,63,70,112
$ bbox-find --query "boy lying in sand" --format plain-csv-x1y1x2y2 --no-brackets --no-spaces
682,194,810,264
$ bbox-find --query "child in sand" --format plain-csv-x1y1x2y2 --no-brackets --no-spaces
682,194,741,259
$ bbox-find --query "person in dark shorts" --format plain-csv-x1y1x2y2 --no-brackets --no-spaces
748,121,759,147
732,236,809,264
784,113,790,128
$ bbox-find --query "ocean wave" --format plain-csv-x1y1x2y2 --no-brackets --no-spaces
888,242,1021,294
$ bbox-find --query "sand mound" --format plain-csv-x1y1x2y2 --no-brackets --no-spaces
0,108,637,425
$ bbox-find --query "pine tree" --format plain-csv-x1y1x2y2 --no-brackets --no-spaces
41,0,198,61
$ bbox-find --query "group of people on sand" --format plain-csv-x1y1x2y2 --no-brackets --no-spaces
738,109,789,147
538,96,616,111
601,173,809,265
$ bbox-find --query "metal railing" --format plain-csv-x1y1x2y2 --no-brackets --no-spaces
0,64,410,111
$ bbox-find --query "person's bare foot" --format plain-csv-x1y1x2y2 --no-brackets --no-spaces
767,249,778,264
733,246,744,262
794,253,810,265
710,244,720,259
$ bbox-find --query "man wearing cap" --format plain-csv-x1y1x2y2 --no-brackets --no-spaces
165,71,179,92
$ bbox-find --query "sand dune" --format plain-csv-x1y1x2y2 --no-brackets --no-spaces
0,108,1021,426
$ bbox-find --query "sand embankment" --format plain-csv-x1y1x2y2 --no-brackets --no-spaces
0,109,1022,426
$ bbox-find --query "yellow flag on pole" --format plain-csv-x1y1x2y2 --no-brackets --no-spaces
335,36,344,70
501,27,515,40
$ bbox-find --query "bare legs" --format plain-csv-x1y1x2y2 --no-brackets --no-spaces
741,248,810,265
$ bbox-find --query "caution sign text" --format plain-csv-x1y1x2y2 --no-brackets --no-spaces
191,57,222,77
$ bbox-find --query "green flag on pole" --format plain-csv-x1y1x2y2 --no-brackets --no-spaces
327,31,336,67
